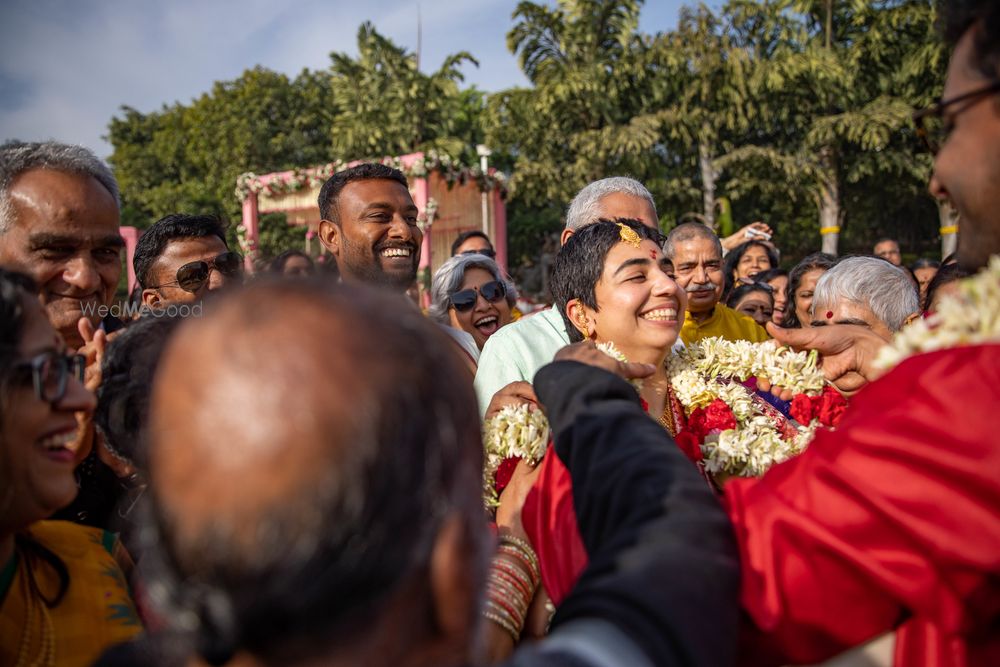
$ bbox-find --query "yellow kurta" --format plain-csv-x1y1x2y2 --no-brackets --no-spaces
0,520,142,667
680,303,770,345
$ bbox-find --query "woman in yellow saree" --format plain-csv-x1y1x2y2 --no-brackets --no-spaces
0,269,142,666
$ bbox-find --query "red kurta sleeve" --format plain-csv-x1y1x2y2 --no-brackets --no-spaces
724,344,1000,666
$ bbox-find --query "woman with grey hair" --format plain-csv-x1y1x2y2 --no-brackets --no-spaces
429,253,516,351
810,256,920,341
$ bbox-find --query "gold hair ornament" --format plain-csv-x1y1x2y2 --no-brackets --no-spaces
617,222,642,248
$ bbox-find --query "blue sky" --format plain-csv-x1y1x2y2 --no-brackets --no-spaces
0,0,706,158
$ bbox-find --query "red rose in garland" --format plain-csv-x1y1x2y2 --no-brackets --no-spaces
674,430,704,463
494,456,522,496
703,399,738,432
790,394,815,425
816,386,848,427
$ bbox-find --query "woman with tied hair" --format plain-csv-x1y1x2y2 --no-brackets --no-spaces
428,253,517,352
0,269,142,667
909,257,940,304
923,261,972,313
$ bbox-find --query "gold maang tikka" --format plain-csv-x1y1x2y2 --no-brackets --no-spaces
617,222,642,248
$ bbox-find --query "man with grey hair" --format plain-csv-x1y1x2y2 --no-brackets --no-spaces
664,222,768,345
809,256,920,340
473,176,661,416
0,140,123,350
561,176,659,243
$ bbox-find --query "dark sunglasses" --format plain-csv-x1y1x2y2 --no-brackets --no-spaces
450,280,506,312
460,248,496,260
913,79,1000,154
150,251,243,292
13,351,86,403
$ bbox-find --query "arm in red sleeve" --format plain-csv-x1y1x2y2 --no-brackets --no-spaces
724,345,1000,666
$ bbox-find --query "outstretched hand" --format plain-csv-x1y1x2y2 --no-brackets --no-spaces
766,322,887,395
485,381,539,420
553,341,656,381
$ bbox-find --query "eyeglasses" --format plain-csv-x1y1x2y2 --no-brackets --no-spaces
450,280,506,312
460,248,496,260
12,351,86,403
149,251,243,292
913,79,1000,154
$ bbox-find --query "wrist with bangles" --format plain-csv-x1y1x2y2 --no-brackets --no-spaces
481,532,540,641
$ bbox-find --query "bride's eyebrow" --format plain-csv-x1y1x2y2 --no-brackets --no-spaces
612,257,650,277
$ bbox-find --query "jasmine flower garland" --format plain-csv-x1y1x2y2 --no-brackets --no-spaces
481,342,630,508
668,337,839,478
482,404,549,509
876,256,1000,370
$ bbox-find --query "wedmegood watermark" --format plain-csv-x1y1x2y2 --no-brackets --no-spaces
80,301,203,319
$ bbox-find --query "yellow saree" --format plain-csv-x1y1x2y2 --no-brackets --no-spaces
0,520,142,667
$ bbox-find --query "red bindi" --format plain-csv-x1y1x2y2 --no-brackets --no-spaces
826,311,834,319
649,250,657,260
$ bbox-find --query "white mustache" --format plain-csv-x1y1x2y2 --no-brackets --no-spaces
686,281,717,293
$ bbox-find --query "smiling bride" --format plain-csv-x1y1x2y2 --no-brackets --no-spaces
550,218,689,435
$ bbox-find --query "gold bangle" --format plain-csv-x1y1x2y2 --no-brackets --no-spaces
487,574,530,620
482,608,519,642
497,543,540,583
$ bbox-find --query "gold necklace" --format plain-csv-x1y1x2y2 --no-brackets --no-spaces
15,551,56,667
657,384,682,437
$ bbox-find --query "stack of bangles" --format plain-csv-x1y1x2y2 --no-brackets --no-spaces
482,533,541,642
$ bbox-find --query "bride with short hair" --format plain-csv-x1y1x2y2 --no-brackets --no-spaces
550,218,688,435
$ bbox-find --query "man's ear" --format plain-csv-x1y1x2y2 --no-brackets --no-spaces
141,288,162,308
429,514,481,645
318,220,341,258
565,299,594,339
559,227,574,247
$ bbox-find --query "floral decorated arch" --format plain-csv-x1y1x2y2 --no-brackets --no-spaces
235,152,508,301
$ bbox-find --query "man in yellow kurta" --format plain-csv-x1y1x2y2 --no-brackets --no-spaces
664,222,769,345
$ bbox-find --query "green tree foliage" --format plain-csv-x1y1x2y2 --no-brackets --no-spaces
329,22,485,162
486,0,669,208
108,1,947,278
107,26,484,262
489,0,945,265
107,67,332,259
716,0,944,255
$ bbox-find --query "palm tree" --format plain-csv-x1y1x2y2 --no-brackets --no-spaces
328,22,480,160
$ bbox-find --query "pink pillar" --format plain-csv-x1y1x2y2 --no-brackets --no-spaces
411,176,433,308
242,193,260,272
120,226,140,293
492,189,508,273
412,176,430,270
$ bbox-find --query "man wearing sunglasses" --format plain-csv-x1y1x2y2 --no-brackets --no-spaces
134,213,242,309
